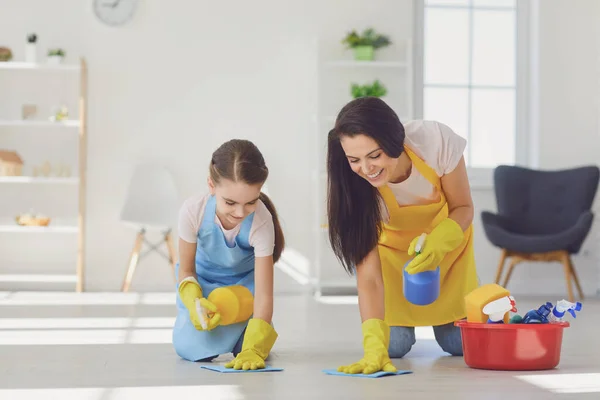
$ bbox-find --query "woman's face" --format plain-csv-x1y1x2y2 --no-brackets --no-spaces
208,178,262,230
340,134,399,188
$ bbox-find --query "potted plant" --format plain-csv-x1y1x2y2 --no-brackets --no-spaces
26,33,37,63
351,80,388,99
342,28,391,61
47,48,65,65
0,47,13,62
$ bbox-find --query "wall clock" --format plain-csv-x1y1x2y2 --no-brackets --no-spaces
93,0,138,27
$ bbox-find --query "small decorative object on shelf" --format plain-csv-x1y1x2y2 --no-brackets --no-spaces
0,150,24,176
49,105,69,122
15,210,51,227
22,104,37,120
47,48,65,65
32,161,71,177
342,28,391,61
351,79,387,99
26,33,37,63
0,46,13,62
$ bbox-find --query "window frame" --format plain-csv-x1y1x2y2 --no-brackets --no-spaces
413,0,537,189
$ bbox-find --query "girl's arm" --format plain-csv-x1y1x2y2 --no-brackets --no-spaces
356,246,385,321
440,156,474,231
178,238,198,282
252,255,274,323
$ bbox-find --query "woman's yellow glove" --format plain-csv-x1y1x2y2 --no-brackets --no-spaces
178,277,221,331
405,218,464,275
225,318,278,370
337,319,397,375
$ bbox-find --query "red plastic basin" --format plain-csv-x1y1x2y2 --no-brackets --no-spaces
455,320,570,371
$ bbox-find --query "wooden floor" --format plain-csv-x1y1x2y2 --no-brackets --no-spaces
0,291,597,399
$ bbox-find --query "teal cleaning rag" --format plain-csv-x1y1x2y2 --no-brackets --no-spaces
322,369,412,378
201,365,283,373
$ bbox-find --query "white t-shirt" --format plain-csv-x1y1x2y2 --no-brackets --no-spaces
381,120,466,221
178,193,275,258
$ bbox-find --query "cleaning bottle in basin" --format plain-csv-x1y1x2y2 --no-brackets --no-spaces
403,233,440,306
548,299,582,322
482,295,517,323
522,302,553,324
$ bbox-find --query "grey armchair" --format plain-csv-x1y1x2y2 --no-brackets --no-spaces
481,165,599,302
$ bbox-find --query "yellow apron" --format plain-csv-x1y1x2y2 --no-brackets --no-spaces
378,146,479,327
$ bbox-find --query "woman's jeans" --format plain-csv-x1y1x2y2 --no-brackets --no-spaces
388,322,463,358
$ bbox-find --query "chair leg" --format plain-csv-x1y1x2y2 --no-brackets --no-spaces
502,257,520,288
564,253,583,300
494,249,508,284
165,231,177,281
559,251,575,303
122,230,145,292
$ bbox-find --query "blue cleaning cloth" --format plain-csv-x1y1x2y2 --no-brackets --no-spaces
201,365,283,373
323,369,412,378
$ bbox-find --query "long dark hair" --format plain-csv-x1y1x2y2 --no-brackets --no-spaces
210,139,285,262
327,97,405,274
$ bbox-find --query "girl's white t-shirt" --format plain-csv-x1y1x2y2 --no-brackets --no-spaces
380,120,467,221
178,193,275,258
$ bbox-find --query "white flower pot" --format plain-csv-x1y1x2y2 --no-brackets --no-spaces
25,43,36,63
47,55,63,65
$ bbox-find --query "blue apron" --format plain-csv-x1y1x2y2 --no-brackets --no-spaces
172,194,255,361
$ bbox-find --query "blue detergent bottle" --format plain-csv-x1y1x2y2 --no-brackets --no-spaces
403,234,440,306
522,302,553,324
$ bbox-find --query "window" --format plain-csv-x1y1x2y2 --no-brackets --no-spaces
418,0,531,174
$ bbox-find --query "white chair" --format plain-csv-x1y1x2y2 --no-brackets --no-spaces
120,164,179,292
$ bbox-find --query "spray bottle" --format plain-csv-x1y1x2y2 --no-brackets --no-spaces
548,299,582,322
482,296,517,323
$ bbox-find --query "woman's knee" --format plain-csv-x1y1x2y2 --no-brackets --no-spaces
433,322,463,356
388,326,416,358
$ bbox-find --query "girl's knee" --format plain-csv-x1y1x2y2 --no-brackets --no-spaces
433,323,464,356
388,326,416,358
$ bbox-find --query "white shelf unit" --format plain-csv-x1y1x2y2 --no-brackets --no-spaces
0,59,87,292
313,39,414,296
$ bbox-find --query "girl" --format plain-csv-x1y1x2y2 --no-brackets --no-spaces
173,139,284,370
327,97,479,374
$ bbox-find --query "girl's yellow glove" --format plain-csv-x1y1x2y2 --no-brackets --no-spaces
337,319,397,375
178,277,221,331
225,318,278,370
405,218,464,275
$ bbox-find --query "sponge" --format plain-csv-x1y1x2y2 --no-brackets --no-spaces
464,283,511,323
207,285,254,325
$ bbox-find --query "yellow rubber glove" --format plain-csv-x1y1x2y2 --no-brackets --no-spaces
178,277,221,331
225,318,278,370
337,319,397,375
405,218,464,275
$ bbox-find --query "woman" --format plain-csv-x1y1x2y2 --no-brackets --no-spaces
173,139,284,370
327,97,478,374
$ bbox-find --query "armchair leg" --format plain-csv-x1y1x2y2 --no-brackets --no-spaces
567,256,584,300
559,251,575,303
502,256,521,288
494,249,508,284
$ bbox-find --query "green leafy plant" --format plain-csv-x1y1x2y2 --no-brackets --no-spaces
47,48,65,57
342,28,391,49
351,80,387,99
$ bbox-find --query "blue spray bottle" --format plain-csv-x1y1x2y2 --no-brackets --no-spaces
522,302,553,324
547,299,582,322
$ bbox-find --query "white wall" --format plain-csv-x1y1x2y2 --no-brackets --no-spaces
0,0,414,292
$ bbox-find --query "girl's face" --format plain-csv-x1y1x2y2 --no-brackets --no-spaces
340,134,399,188
209,178,262,230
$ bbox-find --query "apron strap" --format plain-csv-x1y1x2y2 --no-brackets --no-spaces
203,195,218,226
404,145,442,191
